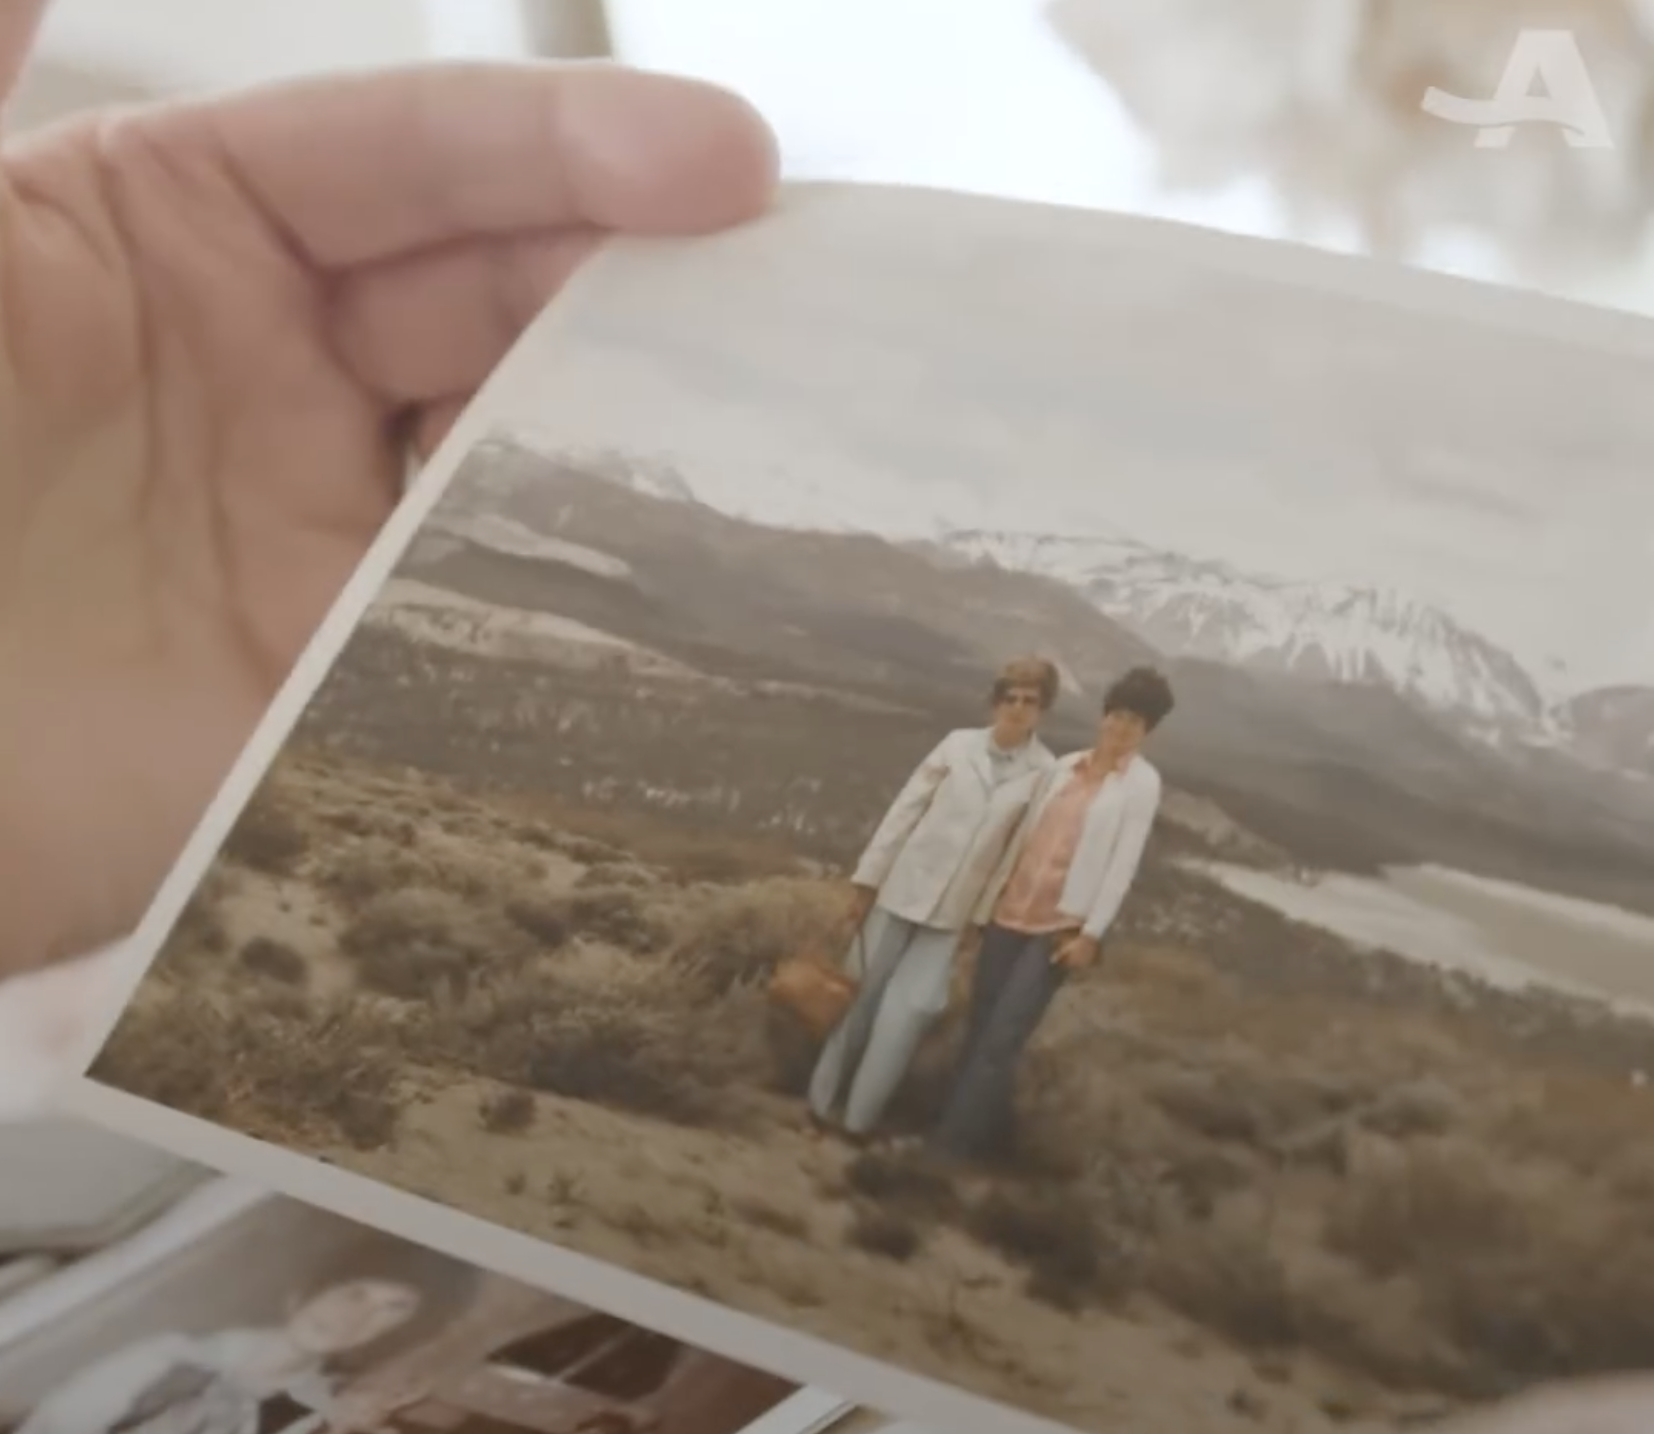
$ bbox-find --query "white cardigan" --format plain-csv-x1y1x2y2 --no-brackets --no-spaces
973,750,1162,940
852,727,1054,932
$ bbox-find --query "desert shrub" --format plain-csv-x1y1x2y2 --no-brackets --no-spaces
238,937,309,987
731,1198,811,1239
1355,1077,1466,1140
1366,1177,1654,1393
413,965,747,1126
89,997,234,1123
1438,1223,1654,1385
221,795,309,875
515,1000,713,1120
321,807,381,838
555,834,624,865
577,862,657,890
845,1151,960,1219
1151,1073,1269,1145
848,1209,923,1262
1305,1136,1654,1392
1150,1063,1354,1151
1323,1139,1534,1280
478,1087,537,1134
1149,1216,1301,1349
340,888,536,999
570,812,799,886
1158,1146,1257,1218
316,838,441,906
1492,1074,1654,1176
1283,1268,1466,1398
90,991,406,1150
504,897,570,947
761,1005,822,1097
672,879,846,995
966,1186,1118,1309
1015,1033,1254,1208
667,843,775,885
163,869,237,968
1607,1149,1654,1204
318,835,522,909
552,887,668,953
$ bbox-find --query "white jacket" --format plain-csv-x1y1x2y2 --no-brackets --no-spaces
852,727,1054,932
973,750,1162,940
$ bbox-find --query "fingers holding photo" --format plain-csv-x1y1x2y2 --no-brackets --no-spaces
68,181,1654,1434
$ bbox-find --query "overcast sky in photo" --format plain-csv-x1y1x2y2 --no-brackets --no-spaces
480,185,1654,692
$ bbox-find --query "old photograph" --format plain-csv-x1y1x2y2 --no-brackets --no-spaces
85,184,1654,1434
0,1121,813,1434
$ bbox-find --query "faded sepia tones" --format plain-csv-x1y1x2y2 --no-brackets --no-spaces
88,186,1654,1434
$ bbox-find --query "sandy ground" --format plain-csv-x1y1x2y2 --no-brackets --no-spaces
176,853,1419,1434
95,756,1650,1434
320,1080,1402,1434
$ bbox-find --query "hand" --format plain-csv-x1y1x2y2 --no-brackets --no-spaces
846,883,878,929
1052,931,1101,970
0,1,778,977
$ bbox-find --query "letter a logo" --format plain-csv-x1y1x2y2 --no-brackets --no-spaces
1421,30,1613,148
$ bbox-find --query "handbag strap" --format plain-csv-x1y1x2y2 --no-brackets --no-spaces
847,922,870,980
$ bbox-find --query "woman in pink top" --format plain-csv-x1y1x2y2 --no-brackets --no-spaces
930,666,1176,1163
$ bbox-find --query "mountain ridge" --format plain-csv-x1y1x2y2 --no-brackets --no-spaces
937,529,1553,735
379,448,1654,915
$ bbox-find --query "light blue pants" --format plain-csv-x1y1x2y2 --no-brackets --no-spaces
808,906,960,1136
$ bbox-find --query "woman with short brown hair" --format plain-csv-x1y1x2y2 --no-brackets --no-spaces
808,658,1060,1143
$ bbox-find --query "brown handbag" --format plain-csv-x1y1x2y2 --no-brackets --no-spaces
767,926,865,1039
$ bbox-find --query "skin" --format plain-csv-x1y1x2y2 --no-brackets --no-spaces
0,0,779,977
2,11,1647,1430
288,1279,421,1356
988,682,1045,748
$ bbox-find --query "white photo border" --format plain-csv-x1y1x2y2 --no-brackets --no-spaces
57,178,1654,1434
59,1083,998,1434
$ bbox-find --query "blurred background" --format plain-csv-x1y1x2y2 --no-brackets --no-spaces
10,0,1654,313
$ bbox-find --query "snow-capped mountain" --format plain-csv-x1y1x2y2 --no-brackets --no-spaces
941,530,1548,734
1558,686,1654,777
452,437,701,512
561,448,701,506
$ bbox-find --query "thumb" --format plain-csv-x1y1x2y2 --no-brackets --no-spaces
0,0,49,108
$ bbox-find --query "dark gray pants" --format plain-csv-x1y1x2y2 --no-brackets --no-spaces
931,924,1066,1161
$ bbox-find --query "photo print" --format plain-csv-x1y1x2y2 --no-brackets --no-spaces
74,183,1654,1434
0,1120,828,1434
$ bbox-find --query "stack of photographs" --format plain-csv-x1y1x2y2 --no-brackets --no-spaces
0,1121,854,1434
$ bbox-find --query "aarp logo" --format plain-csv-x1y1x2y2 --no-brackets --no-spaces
1421,30,1613,149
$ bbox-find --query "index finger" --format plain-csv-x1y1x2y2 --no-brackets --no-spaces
121,60,778,269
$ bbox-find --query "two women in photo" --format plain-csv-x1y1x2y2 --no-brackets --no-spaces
808,658,1175,1158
